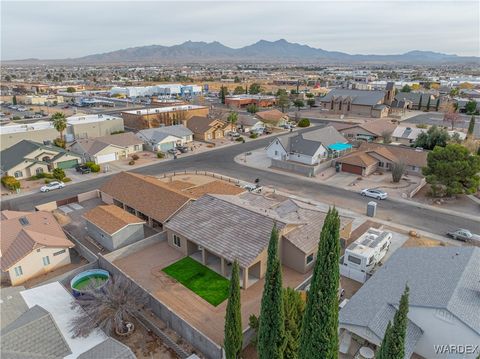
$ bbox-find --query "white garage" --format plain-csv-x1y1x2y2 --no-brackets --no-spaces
96,153,117,164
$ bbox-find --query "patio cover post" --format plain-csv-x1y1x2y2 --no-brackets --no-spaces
243,266,249,289
220,257,226,276
201,248,206,265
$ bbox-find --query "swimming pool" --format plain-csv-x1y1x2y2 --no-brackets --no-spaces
328,142,353,151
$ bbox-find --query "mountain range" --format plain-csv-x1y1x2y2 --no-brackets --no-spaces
6,39,479,64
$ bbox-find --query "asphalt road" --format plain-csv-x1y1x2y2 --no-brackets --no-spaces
3,125,479,237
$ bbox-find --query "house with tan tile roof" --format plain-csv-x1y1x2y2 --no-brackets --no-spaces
255,109,289,127
336,142,428,176
83,205,145,251
0,211,73,286
164,193,352,288
99,172,193,229
186,116,233,141
68,132,144,164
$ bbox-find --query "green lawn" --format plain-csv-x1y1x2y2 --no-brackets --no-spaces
162,256,230,306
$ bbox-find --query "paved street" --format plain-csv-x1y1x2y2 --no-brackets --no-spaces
2,125,479,238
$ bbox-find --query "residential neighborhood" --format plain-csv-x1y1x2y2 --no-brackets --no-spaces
1,2,480,359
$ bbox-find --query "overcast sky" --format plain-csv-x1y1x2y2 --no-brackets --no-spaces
1,1,479,60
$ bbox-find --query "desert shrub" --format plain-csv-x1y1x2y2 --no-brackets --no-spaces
110,130,125,135
1,176,20,190
157,152,165,159
52,168,66,180
416,123,428,129
128,160,135,165
298,118,310,127
63,177,72,183
235,137,244,142
249,133,258,139
131,154,139,160
85,162,100,172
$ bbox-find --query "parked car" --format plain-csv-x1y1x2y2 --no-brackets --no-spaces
75,164,91,174
40,181,65,192
228,131,241,138
361,188,388,200
446,229,480,242
281,124,292,129
167,148,180,155
176,145,189,153
263,128,273,135
243,183,262,193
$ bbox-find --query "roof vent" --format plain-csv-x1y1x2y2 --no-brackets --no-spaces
19,217,29,226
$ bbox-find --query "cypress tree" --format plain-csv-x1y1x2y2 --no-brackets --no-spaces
386,285,410,359
426,96,431,111
283,287,305,359
257,225,285,359
468,116,475,136
224,261,242,359
435,98,440,112
245,85,248,94
220,86,226,104
376,321,392,359
12,95,17,106
418,95,423,110
299,207,341,359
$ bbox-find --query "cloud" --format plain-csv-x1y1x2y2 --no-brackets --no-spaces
1,1,479,60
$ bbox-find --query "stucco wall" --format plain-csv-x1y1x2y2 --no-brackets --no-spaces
7,247,71,286
1,128,59,151
266,139,287,160
281,238,309,273
86,221,145,251
70,118,125,139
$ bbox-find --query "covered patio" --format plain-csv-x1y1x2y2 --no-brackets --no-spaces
190,246,260,289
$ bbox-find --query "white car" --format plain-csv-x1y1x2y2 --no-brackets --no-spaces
243,184,262,193
228,131,241,138
40,181,65,192
361,188,388,200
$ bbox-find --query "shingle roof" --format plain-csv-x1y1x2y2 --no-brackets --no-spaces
83,205,145,235
137,125,193,143
1,305,72,359
320,89,386,106
100,172,193,223
77,338,135,359
72,133,143,156
392,126,425,140
165,194,287,268
340,247,480,356
0,286,28,330
186,116,219,133
301,126,348,147
0,140,81,172
288,134,324,156
0,211,73,271
177,180,245,199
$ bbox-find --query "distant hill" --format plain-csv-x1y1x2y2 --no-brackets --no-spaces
4,39,479,64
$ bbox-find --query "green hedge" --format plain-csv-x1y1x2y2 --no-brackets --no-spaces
85,162,101,172
298,118,310,127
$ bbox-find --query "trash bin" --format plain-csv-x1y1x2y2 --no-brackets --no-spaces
367,201,377,217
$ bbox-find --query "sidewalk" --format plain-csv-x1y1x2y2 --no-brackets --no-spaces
234,150,480,223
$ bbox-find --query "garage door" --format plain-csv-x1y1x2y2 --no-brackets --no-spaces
341,163,363,175
159,142,175,152
57,159,79,169
96,153,116,164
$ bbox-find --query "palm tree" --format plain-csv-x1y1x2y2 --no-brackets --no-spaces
51,112,67,140
227,111,238,131
70,276,148,337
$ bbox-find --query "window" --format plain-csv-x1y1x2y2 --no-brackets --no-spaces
306,254,314,264
274,150,278,156
53,249,66,256
134,145,140,151
347,255,362,265
14,171,23,178
36,168,44,175
378,162,384,168
386,162,391,169
42,256,50,266
14,266,23,276
173,234,181,247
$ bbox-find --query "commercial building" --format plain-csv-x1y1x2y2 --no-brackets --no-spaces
225,94,276,108
22,95,64,106
0,113,124,150
110,84,202,98
121,105,209,130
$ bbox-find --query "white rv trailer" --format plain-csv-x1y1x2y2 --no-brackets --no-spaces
343,228,392,274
